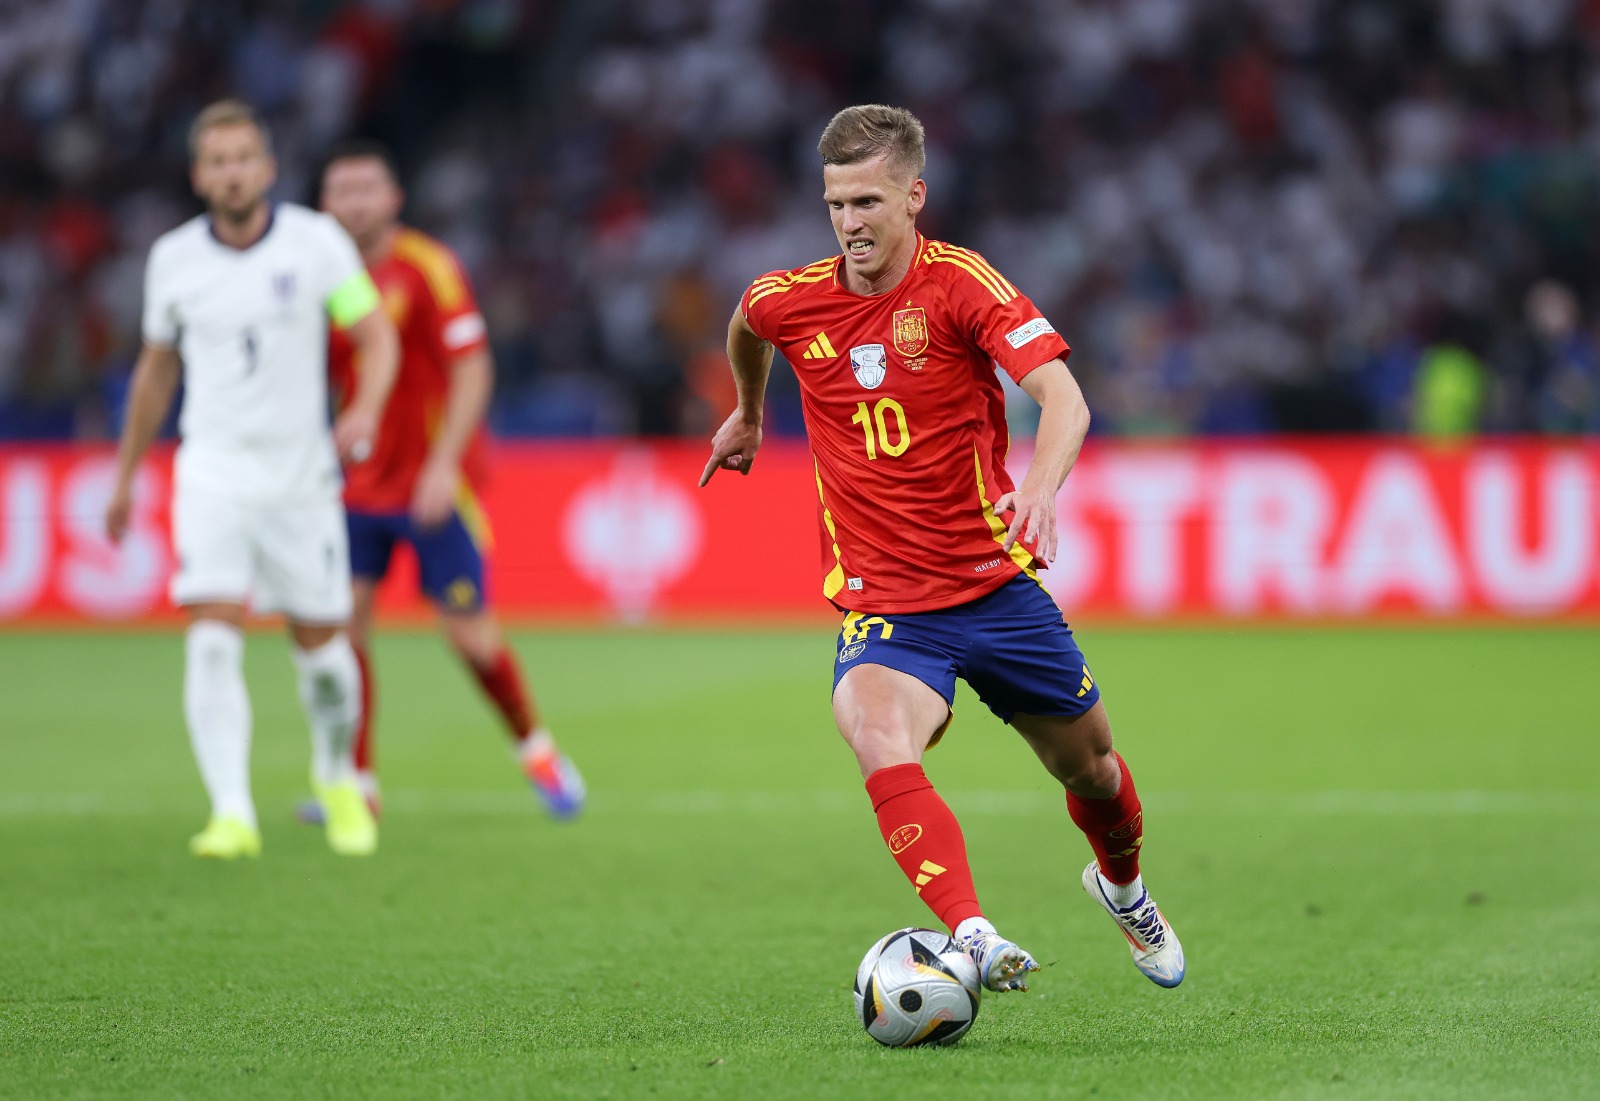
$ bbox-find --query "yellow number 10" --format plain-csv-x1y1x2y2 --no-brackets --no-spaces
851,398,911,460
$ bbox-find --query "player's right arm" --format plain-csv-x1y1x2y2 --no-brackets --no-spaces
699,306,774,486
105,341,181,544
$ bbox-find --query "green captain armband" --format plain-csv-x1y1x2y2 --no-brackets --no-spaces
327,270,381,328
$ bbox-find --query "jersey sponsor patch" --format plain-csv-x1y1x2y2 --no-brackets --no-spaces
1004,317,1056,349
850,344,887,389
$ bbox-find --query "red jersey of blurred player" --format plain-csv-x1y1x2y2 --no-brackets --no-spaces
317,142,585,822
739,235,1067,613
328,231,490,513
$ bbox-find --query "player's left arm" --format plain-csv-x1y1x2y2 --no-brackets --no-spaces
412,346,492,528
992,359,1090,565
329,279,399,463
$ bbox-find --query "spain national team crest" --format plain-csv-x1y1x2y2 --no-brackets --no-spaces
893,307,929,357
849,343,887,389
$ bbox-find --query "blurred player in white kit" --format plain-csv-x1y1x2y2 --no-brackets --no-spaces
105,100,399,859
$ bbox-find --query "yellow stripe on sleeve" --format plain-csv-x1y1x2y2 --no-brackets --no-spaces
394,230,468,312
926,250,1014,303
950,246,1018,298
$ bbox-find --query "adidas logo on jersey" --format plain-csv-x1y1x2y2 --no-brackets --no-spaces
802,332,838,360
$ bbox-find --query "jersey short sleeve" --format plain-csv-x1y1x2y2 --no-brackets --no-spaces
397,232,488,357
140,238,179,348
931,244,1070,384
740,270,791,344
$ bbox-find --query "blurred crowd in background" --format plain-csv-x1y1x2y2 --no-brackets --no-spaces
2,0,1600,440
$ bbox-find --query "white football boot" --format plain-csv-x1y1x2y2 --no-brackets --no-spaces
956,928,1041,993
1081,862,1185,987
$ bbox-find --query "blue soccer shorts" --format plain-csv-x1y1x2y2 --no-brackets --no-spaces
831,573,1100,736
346,508,489,613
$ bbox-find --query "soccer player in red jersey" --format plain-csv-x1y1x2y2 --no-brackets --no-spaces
314,141,584,822
701,106,1184,991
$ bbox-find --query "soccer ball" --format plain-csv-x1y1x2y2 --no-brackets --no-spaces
853,927,982,1047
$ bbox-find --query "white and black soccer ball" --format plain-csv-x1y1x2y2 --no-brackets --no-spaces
853,927,982,1047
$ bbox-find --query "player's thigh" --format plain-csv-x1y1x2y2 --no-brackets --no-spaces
832,611,960,772
833,663,953,775
409,511,488,616
961,579,1101,725
347,510,403,587
253,496,352,626
170,489,253,608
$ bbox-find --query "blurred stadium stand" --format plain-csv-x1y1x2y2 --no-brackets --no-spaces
1,0,1598,440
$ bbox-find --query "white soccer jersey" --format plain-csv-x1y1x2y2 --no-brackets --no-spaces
142,203,369,499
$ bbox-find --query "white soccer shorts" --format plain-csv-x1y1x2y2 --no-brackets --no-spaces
170,489,353,623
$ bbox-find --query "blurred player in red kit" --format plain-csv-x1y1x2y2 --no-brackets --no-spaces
701,106,1184,992
313,141,584,822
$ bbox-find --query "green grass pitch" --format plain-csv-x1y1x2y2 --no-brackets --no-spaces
2,624,1597,1100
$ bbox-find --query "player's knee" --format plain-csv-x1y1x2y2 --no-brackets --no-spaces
292,634,359,705
838,717,923,773
186,619,244,673
1058,744,1119,799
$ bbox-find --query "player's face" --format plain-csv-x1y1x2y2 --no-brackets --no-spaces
190,123,276,223
321,158,403,247
823,154,926,285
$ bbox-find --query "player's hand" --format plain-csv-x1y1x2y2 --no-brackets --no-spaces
411,460,459,531
104,483,133,546
333,408,378,465
992,486,1057,566
699,410,762,486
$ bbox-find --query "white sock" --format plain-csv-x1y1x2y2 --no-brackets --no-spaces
953,916,996,942
292,634,362,788
184,621,256,828
521,727,555,761
1098,869,1145,910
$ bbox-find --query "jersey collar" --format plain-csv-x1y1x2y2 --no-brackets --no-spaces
208,202,277,252
833,233,927,297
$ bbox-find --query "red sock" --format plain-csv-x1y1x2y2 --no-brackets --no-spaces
865,763,983,932
468,648,538,741
1066,751,1144,885
352,643,375,775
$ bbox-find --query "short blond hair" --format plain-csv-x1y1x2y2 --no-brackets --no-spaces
188,99,272,161
817,105,926,183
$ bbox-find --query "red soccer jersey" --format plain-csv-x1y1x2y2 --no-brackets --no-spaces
330,227,491,513
741,234,1071,614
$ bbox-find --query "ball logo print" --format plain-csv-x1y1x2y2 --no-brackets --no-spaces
849,344,887,389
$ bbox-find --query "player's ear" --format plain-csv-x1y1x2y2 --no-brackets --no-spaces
906,178,926,217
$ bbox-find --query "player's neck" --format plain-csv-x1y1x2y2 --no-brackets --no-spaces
360,223,401,266
208,202,272,251
842,233,917,297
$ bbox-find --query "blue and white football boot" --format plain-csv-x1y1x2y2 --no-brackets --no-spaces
1081,862,1186,987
